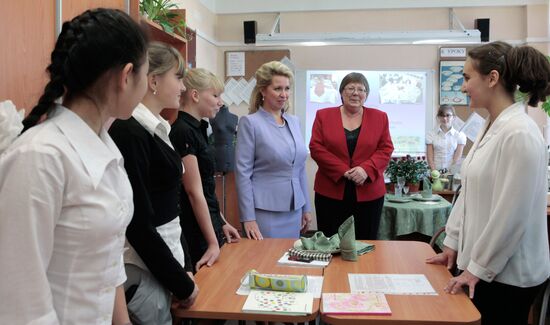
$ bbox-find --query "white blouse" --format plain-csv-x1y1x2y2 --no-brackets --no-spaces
426,126,466,170
0,106,133,324
444,102,550,287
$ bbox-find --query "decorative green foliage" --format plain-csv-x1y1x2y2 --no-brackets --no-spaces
386,155,430,184
140,0,188,39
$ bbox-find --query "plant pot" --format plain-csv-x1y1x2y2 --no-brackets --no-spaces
407,183,420,193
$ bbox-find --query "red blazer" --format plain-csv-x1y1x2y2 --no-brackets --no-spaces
309,106,393,201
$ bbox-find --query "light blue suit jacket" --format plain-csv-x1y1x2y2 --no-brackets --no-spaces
235,108,311,222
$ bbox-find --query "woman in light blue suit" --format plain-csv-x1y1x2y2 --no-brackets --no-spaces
235,61,312,240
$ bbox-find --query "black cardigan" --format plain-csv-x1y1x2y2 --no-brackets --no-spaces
110,117,194,300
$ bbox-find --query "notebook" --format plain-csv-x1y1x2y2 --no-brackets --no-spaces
322,293,391,315
242,290,313,316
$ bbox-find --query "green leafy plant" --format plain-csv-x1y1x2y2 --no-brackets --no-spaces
385,155,430,184
140,0,189,39
514,55,550,116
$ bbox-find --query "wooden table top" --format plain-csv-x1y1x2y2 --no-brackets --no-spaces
173,238,322,322
321,240,481,325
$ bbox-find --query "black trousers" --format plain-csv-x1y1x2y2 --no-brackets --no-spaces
314,189,384,240
472,279,544,325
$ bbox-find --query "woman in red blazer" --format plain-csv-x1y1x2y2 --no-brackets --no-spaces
310,72,393,239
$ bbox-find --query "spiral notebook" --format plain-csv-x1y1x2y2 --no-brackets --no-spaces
277,248,332,268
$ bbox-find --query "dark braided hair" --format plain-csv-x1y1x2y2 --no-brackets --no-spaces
468,41,550,107
22,8,148,132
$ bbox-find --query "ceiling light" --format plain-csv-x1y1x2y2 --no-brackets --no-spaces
255,29,481,46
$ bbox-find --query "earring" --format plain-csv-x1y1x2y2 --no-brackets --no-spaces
153,89,157,95
262,96,265,101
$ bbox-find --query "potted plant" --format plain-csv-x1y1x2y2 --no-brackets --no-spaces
386,155,430,192
140,0,192,40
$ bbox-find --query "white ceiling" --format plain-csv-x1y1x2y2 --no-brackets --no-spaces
198,0,547,14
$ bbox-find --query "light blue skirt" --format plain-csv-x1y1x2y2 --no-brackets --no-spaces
254,208,302,239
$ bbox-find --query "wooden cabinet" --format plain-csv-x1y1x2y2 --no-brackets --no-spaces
1,1,55,111
214,172,242,232
0,0,135,112
62,0,127,22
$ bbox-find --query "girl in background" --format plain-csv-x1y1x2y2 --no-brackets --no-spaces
426,105,466,172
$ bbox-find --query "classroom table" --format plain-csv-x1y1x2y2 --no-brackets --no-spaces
172,238,322,323
378,194,452,245
433,189,456,203
321,240,481,325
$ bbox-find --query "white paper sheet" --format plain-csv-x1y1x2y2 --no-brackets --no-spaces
452,116,465,131
460,112,486,142
348,274,437,295
226,52,245,77
236,274,324,298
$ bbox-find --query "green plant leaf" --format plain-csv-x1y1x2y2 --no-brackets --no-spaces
159,21,174,34
140,0,188,39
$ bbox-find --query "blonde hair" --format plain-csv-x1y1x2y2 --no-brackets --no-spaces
183,68,224,93
147,42,185,77
249,61,293,114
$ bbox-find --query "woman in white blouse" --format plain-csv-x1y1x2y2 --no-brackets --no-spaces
427,41,550,325
0,9,148,325
426,105,466,172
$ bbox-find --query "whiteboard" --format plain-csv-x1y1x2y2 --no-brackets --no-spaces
294,69,435,156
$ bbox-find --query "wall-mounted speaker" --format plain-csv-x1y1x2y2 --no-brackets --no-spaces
475,18,490,42
243,21,257,44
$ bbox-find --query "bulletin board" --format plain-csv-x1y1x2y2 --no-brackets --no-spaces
224,50,290,80
438,47,489,155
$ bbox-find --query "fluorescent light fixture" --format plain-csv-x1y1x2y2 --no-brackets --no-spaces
256,29,481,46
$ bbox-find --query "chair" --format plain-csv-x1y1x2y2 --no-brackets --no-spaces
429,184,461,251
532,278,550,325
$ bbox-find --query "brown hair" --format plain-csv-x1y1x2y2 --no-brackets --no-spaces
339,72,370,96
437,105,456,117
468,41,550,107
249,61,293,114
148,42,185,78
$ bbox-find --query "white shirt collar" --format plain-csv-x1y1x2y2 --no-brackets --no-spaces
437,125,458,135
132,103,171,138
478,101,525,147
51,105,122,189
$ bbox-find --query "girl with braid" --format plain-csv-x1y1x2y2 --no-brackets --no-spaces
0,8,148,325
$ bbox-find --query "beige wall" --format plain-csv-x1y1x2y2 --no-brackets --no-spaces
173,0,222,75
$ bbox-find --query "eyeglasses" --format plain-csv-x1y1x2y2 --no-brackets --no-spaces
438,114,454,118
344,86,367,94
